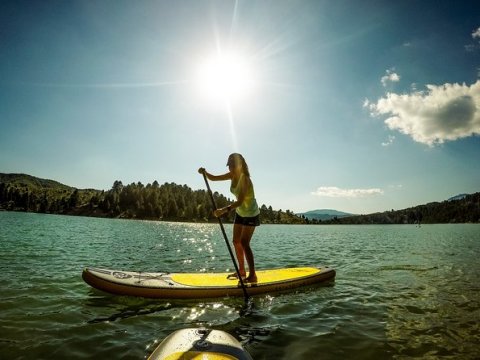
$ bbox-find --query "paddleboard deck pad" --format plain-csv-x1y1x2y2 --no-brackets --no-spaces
82,266,335,298
148,328,252,360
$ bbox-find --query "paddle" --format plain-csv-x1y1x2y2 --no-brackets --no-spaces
201,172,250,303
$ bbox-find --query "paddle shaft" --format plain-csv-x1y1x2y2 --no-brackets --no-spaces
201,172,249,302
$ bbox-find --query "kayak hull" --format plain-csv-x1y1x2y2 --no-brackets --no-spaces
82,266,336,299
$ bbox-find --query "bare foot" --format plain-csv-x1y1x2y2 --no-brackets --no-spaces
227,272,246,280
245,274,257,283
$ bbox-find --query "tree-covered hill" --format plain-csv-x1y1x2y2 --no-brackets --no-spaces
297,209,355,221
0,173,73,191
1,173,478,224
322,193,480,224
0,173,303,224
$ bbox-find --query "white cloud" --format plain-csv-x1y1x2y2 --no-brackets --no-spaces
381,69,400,87
311,186,384,198
464,44,476,52
472,27,480,40
467,27,480,51
381,135,396,146
388,184,403,189
369,80,480,146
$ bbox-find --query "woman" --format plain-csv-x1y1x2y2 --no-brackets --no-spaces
199,153,260,283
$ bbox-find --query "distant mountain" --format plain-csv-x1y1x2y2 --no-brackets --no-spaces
448,194,468,201
323,192,480,224
0,173,73,191
298,209,356,221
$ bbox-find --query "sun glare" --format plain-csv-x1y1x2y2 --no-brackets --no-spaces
196,51,254,104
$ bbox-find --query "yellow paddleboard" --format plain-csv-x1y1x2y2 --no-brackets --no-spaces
82,266,335,299
171,267,320,287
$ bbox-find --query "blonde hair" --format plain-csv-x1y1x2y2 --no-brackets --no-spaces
227,153,250,177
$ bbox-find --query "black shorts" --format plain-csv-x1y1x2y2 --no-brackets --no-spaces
234,213,260,227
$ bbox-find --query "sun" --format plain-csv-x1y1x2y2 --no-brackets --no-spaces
196,51,255,104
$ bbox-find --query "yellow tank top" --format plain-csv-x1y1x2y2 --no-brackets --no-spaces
230,173,260,217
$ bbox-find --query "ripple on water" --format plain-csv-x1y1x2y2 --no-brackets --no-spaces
1,213,480,359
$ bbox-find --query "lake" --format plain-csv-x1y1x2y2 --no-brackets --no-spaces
0,211,479,359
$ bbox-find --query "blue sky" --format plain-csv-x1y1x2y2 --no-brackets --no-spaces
1,0,479,214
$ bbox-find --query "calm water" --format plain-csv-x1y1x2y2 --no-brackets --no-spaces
0,212,479,359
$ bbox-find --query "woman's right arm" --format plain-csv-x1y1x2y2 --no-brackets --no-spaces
198,168,231,181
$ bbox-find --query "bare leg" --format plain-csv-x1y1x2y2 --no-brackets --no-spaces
240,225,257,282
232,223,246,277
